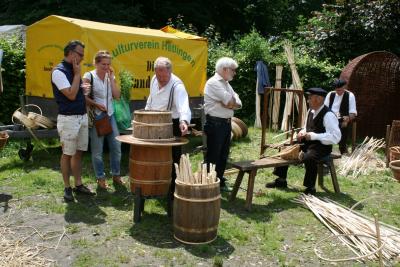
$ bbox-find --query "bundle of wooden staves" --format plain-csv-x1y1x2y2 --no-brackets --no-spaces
294,194,400,266
175,154,218,185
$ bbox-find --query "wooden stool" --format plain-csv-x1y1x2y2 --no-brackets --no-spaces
317,154,341,193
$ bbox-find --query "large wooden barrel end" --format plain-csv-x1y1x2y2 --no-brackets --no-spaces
129,145,172,197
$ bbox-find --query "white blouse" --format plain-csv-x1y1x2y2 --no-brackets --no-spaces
83,70,114,116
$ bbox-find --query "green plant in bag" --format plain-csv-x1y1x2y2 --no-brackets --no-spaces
113,70,134,132
119,69,133,101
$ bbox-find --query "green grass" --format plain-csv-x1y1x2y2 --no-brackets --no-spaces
1,129,400,266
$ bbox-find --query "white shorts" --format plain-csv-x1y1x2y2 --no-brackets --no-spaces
57,114,89,156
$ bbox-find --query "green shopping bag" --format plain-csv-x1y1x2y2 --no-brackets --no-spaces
113,97,131,132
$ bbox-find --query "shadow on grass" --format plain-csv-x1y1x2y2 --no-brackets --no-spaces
221,187,360,222
0,193,12,213
0,146,63,173
64,194,107,225
128,209,235,259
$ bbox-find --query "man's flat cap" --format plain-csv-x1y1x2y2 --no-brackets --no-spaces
332,78,347,89
305,87,327,97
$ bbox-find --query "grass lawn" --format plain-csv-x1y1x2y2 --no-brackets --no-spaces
1,127,400,267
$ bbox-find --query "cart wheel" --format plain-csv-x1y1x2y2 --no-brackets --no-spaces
18,142,34,161
18,148,31,161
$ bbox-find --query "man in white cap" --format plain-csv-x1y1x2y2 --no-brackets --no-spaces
266,87,341,194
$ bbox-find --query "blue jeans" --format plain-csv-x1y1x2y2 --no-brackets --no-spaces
90,113,121,180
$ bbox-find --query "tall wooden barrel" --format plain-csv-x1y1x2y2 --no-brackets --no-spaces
132,110,173,140
129,145,172,196
173,179,221,244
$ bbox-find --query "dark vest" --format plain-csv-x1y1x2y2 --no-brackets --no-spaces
305,105,332,155
329,91,349,117
51,60,86,115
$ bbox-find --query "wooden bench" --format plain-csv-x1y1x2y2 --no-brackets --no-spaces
229,153,341,211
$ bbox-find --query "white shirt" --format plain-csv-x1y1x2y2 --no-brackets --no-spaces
204,73,242,118
145,73,191,123
324,90,357,117
83,71,114,116
298,105,341,145
52,69,71,90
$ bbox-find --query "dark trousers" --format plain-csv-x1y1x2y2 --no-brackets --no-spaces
170,119,182,194
204,116,231,186
339,121,349,154
273,146,330,189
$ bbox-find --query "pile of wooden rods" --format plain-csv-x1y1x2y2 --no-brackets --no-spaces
339,136,385,178
294,194,400,265
175,154,217,185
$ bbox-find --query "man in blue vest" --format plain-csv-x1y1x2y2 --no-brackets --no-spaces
51,40,95,202
266,88,341,194
324,79,357,155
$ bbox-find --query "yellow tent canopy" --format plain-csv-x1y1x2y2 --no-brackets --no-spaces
26,15,208,100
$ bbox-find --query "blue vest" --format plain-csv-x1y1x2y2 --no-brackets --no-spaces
51,60,86,115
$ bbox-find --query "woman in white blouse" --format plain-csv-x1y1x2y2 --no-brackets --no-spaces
83,50,123,189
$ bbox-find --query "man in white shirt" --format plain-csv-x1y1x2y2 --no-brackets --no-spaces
267,87,341,195
204,57,242,192
145,56,191,195
324,78,357,155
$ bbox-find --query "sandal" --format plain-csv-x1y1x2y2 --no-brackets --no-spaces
97,179,109,190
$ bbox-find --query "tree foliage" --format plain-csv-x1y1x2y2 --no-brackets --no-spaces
296,0,400,61
0,36,25,124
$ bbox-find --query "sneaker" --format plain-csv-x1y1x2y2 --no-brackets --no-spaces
265,179,288,188
63,187,74,202
303,187,316,195
220,184,232,192
112,176,125,185
97,179,109,190
74,184,96,195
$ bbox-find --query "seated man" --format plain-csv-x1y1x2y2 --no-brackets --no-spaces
266,87,341,194
324,78,357,155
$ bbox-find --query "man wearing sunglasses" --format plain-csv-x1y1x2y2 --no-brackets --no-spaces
51,40,95,202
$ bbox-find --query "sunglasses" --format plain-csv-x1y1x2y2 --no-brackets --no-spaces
73,50,84,57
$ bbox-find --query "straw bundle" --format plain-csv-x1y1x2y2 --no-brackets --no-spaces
272,65,283,130
271,144,300,160
27,112,54,129
12,109,38,129
294,194,400,265
339,137,385,178
283,40,307,127
175,154,217,185
0,131,9,150
0,223,65,266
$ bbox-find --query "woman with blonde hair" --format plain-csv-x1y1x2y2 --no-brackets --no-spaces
83,50,123,189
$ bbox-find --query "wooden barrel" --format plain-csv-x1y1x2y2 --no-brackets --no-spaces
232,117,248,138
129,145,172,196
132,110,173,140
389,146,400,162
173,179,221,244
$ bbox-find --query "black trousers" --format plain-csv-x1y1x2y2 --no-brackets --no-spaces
204,115,231,186
339,119,349,154
170,119,182,194
273,145,330,189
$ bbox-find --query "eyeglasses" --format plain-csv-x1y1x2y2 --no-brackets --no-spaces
73,50,84,57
